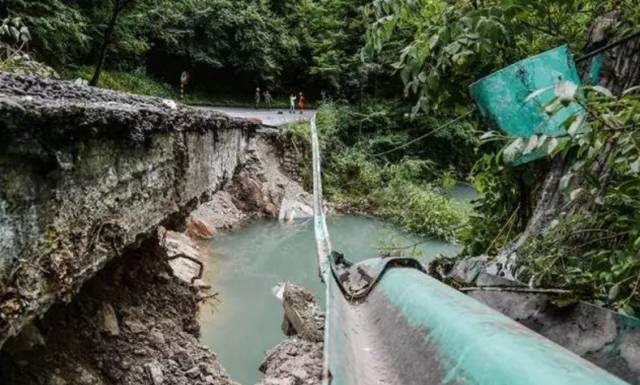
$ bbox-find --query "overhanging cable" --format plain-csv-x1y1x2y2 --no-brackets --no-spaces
373,110,474,157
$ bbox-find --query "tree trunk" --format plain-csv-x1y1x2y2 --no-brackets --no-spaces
583,12,640,95
90,4,121,87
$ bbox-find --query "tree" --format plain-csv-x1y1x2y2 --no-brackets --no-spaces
363,0,626,114
4,0,90,66
295,0,372,97
90,0,137,86
144,0,298,91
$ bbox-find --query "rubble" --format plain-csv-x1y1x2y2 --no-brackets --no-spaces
257,284,324,385
0,240,236,385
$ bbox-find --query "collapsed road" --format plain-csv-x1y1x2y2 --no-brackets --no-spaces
0,72,314,385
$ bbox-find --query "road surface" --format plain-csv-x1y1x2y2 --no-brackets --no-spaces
201,107,315,127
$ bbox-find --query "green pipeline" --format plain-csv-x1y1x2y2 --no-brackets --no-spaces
323,260,631,385
379,267,629,385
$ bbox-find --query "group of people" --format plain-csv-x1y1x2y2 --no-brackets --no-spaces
289,92,305,114
255,87,306,114
180,71,308,113
255,87,273,109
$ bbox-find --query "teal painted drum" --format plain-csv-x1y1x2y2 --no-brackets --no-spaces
470,45,583,139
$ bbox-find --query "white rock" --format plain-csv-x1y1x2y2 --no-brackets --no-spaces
162,99,178,110
145,361,164,385
100,303,120,336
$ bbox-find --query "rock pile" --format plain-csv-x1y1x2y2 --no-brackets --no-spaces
257,284,324,385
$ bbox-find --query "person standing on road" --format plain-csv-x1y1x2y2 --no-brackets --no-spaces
298,92,305,114
264,90,272,109
180,70,190,99
255,87,261,109
289,93,296,114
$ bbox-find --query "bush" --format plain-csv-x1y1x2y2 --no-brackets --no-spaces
0,17,59,78
375,180,470,240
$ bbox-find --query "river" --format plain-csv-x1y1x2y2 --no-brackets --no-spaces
198,185,475,385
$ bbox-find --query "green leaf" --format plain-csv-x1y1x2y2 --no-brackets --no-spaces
523,135,539,155
622,86,640,96
591,85,614,98
545,99,562,115
567,114,586,137
555,81,578,105
608,283,621,300
552,295,579,308
559,173,573,190
502,137,525,164
479,131,496,140
524,86,553,103
569,188,582,201
620,305,635,316
546,137,559,155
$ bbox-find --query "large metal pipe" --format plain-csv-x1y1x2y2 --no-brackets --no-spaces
310,114,331,282
325,262,630,385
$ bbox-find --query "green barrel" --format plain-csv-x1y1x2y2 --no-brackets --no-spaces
470,45,583,142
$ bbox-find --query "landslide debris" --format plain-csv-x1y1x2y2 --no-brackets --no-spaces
0,237,236,385
257,283,324,385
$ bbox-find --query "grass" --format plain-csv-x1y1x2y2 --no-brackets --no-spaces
62,66,315,109
63,66,177,98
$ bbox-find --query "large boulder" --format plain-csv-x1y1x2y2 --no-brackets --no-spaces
278,185,314,223
186,191,247,239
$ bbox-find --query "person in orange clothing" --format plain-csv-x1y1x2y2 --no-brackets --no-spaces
297,92,305,114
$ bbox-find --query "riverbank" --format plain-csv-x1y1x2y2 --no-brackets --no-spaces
280,103,477,242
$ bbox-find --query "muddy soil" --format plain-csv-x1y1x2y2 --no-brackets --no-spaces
0,237,234,385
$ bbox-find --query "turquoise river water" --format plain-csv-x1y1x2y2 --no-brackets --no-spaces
199,185,475,384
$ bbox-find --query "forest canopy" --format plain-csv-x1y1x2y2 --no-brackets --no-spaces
0,0,374,96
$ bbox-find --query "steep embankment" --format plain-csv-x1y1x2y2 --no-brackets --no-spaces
0,73,256,349
0,73,312,385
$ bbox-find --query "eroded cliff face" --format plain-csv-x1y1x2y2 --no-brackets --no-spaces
0,238,237,385
0,73,258,349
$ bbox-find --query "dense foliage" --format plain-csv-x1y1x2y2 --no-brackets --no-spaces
0,16,58,77
1,0,376,98
282,103,472,240
361,0,640,313
364,0,635,112
513,86,640,314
